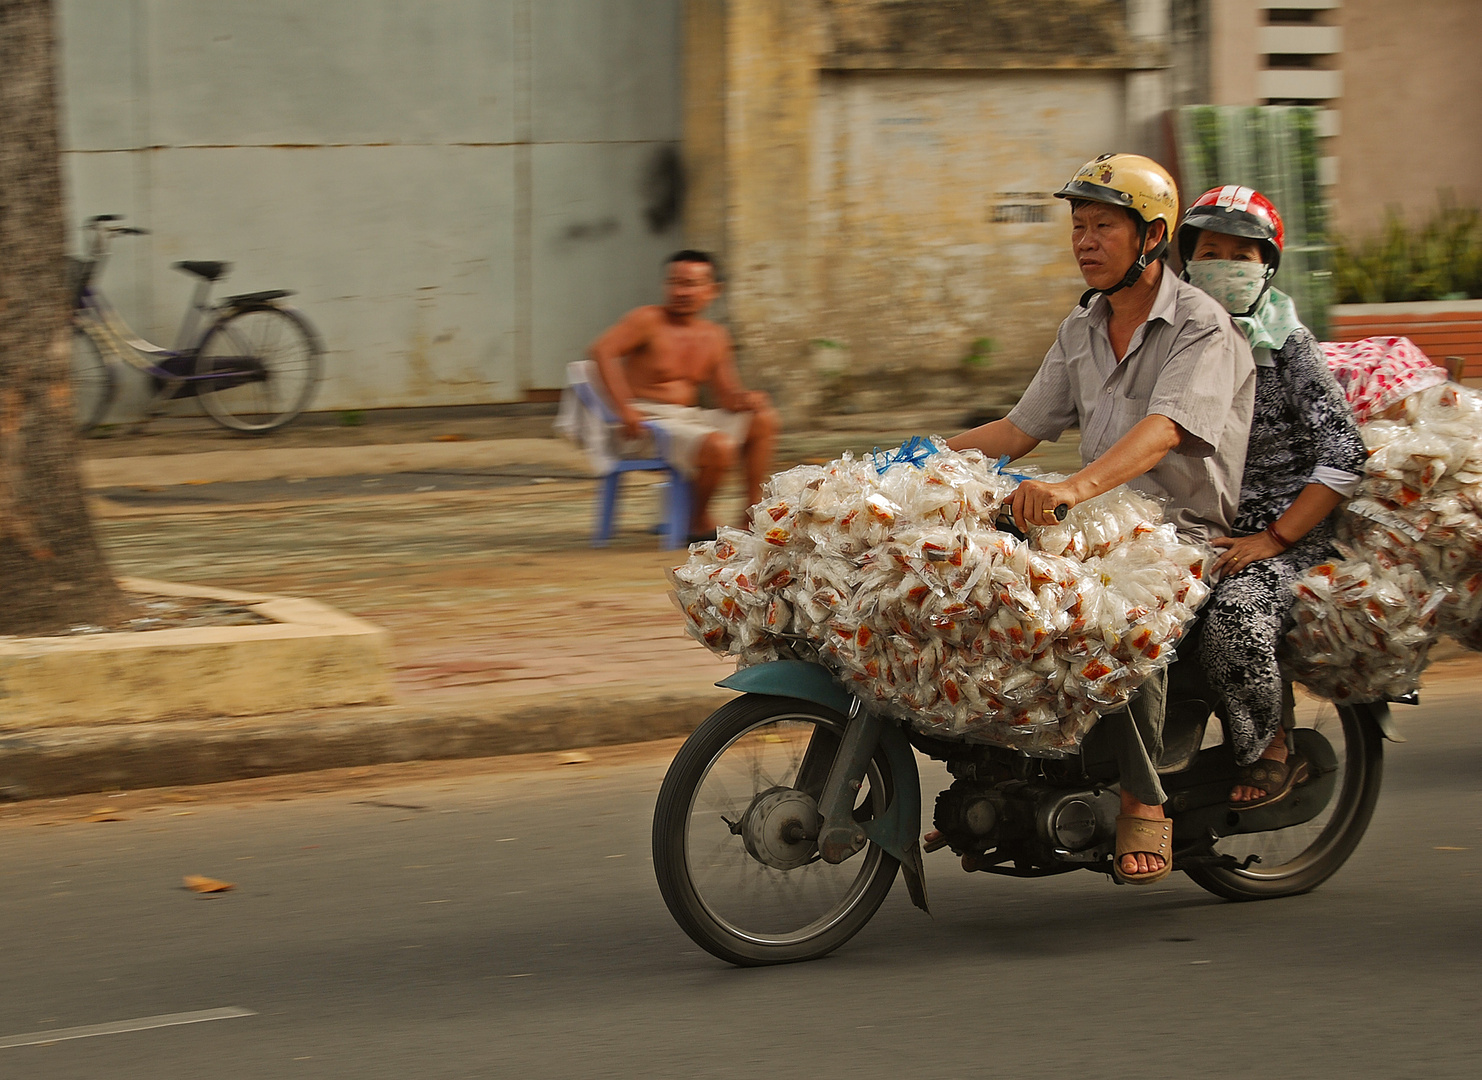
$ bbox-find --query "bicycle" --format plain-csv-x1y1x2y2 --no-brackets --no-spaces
69,214,323,434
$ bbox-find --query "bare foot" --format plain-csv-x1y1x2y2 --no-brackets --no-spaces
1232,728,1289,804
1118,790,1167,878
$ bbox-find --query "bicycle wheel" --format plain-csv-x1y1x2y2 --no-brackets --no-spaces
194,305,321,433
1185,703,1383,901
69,326,115,433
652,695,899,966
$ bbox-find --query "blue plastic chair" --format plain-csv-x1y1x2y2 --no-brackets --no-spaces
568,366,691,549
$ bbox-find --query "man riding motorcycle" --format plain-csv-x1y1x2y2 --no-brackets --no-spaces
947,153,1257,883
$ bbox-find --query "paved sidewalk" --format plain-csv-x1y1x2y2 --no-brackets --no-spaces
7,404,1034,797
8,405,1476,799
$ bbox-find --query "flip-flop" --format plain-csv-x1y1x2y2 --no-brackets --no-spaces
1231,752,1309,811
1112,814,1173,885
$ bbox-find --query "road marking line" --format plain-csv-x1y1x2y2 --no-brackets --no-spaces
0,1007,255,1050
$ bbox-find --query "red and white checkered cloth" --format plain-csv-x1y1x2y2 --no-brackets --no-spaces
1321,336,1448,423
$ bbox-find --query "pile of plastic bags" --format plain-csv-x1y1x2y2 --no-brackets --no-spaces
1284,382,1482,701
670,440,1211,753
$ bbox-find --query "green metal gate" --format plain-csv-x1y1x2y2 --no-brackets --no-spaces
1173,105,1331,338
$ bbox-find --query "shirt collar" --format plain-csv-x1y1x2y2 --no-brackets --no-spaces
1075,262,1177,327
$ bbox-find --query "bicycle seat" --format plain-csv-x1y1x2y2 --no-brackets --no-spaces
173,260,230,281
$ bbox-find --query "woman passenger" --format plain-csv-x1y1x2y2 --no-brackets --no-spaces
1178,186,1367,807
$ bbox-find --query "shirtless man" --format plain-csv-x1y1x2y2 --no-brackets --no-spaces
590,251,779,540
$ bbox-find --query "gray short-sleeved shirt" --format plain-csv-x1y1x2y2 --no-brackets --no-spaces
1007,268,1256,540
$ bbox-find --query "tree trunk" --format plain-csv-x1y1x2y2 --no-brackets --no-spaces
0,0,127,635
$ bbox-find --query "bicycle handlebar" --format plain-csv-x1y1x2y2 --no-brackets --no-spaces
81,215,149,259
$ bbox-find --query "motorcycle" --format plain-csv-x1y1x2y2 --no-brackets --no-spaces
651,623,1401,967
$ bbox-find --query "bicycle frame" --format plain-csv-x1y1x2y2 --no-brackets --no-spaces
73,220,248,391
69,214,321,434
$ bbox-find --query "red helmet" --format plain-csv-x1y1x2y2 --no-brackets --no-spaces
1176,186,1285,273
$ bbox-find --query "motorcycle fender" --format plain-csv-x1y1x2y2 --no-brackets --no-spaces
717,661,929,912
716,660,858,717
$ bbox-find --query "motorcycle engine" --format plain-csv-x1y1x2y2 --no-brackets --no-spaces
933,778,1120,865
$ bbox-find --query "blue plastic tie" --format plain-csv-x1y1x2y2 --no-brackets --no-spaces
993,453,1033,483
872,435,939,474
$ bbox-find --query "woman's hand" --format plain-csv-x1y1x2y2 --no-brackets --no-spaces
1209,531,1284,576
1006,478,1078,532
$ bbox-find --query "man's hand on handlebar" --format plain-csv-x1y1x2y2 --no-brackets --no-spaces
1005,479,1074,533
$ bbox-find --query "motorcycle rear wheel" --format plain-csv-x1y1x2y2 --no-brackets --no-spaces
652,695,899,966
1185,704,1383,901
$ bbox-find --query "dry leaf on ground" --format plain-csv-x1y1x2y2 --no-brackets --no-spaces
183,875,235,893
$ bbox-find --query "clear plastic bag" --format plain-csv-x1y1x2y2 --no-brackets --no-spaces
1293,382,1482,683
670,440,1211,753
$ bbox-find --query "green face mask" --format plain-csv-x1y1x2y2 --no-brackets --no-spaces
1185,259,1270,315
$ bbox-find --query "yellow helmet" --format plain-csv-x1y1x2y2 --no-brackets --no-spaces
1055,153,1179,296
1055,152,1179,234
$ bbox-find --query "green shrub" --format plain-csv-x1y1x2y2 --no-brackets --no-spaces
1333,196,1482,303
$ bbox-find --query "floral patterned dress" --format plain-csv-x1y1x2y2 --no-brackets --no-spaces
1197,326,1367,765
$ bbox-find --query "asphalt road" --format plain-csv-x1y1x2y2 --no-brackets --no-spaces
2,687,1478,1080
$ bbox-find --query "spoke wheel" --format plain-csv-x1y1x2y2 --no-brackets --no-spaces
69,326,114,433
1186,704,1383,901
195,306,321,433
652,695,899,966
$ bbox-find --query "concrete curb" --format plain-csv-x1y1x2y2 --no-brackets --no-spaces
0,578,392,726
0,687,733,800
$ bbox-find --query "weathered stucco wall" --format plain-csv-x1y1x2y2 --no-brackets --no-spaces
810,70,1124,409
687,0,1173,419
820,0,1140,68
57,0,682,412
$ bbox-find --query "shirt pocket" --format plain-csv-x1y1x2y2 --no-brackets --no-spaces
1108,365,1156,430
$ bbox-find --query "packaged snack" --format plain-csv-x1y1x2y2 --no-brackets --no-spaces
670,440,1211,754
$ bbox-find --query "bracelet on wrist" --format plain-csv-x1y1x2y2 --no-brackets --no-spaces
1266,522,1294,550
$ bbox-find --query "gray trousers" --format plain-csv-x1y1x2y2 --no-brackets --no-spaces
1104,668,1168,806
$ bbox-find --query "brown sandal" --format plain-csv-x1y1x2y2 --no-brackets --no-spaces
1231,753,1309,811
1113,814,1173,885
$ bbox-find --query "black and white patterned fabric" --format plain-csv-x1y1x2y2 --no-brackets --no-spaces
1199,328,1367,765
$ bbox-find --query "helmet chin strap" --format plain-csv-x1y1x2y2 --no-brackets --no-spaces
1079,220,1168,307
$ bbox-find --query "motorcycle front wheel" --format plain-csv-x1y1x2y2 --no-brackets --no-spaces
1185,703,1383,901
652,695,899,966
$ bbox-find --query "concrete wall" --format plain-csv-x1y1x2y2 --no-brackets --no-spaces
1204,1,1482,238
56,0,682,412
685,0,1176,418
1208,0,1260,106
1332,0,1482,235
810,71,1125,407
